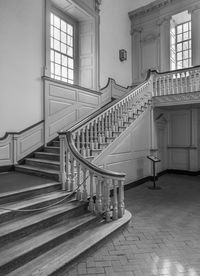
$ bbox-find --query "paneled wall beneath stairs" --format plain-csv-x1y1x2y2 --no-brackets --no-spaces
93,108,152,185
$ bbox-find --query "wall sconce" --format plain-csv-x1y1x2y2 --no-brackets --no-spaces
119,49,127,62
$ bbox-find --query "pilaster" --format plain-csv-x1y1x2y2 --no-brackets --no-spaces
190,6,200,66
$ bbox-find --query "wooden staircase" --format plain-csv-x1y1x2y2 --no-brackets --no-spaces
0,182,131,275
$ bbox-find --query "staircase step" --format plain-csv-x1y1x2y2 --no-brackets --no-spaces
15,164,59,181
0,182,60,205
0,213,96,275
0,200,87,247
25,158,60,171
44,146,60,154
0,190,72,224
7,210,131,276
52,140,60,147
35,152,60,162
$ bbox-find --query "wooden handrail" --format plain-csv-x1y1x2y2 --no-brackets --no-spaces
151,65,200,76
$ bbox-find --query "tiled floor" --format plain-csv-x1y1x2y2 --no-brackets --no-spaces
64,174,200,276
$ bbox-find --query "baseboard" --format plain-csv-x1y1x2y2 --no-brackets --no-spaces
124,176,152,191
0,165,14,173
166,169,200,176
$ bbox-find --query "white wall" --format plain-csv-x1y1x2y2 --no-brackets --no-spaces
0,0,44,136
99,0,154,88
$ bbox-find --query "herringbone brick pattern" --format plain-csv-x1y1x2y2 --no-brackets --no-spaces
64,174,200,276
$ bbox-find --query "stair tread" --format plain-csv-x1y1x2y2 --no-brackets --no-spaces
7,210,131,276
0,191,71,216
25,158,60,165
15,164,59,175
35,152,59,157
0,182,60,201
0,200,84,238
0,213,96,267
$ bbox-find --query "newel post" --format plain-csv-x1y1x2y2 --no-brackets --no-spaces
58,131,67,190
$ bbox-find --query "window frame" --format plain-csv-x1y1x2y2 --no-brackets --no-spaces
45,4,79,85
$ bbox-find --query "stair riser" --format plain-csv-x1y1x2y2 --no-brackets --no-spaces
15,166,59,181
0,195,72,224
34,153,60,162
25,160,60,171
45,147,60,154
52,141,60,147
0,184,61,205
0,204,87,247
0,216,96,275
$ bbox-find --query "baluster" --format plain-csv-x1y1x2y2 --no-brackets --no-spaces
163,75,166,95
88,172,94,212
96,176,103,213
94,119,98,149
112,179,118,220
171,73,174,94
70,154,75,191
90,122,94,150
82,168,88,201
188,70,192,92
59,132,67,190
175,73,179,94
81,128,86,157
76,130,80,153
118,179,125,218
85,125,90,156
76,162,81,200
104,178,111,222
159,77,162,96
166,74,170,95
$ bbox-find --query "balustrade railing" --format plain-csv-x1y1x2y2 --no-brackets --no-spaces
58,73,153,222
152,65,200,97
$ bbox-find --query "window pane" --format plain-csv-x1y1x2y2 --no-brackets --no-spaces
177,34,182,42
61,32,66,43
54,27,60,40
62,66,67,78
54,39,60,51
183,23,188,32
51,37,54,48
68,57,74,69
177,43,182,52
61,43,66,54
62,77,67,82
61,20,66,32
55,52,61,64
67,35,73,47
67,46,73,57
183,51,188,59
189,41,191,49
189,49,192,58
177,52,182,61
51,62,54,74
54,15,60,28
177,61,182,69
67,24,73,36
62,55,67,66
68,69,73,80
183,32,188,40
68,79,73,84
50,50,54,61
55,64,61,75
51,13,53,25
55,75,61,80
51,26,53,37
177,25,182,34
183,41,188,50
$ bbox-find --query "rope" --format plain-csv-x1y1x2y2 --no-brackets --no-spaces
0,175,89,212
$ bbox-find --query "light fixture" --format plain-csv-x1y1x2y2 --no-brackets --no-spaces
119,49,127,62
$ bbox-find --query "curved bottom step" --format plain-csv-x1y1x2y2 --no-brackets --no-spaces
8,210,132,276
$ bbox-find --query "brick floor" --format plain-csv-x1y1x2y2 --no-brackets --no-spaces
64,174,200,276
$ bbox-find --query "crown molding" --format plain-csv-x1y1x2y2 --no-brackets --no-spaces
128,0,174,20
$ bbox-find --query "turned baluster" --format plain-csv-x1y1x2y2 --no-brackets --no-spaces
158,77,162,96
175,73,179,94
90,122,94,150
76,130,80,153
96,176,103,213
81,128,87,157
85,125,90,156
82,168,88,201
166,74,170,94
59,132,67,190
104,178,111,222
88,172,94,212
94,119,98,149
70,154,75,191
118,179,125,218
112,179,118,220
76,162,81,200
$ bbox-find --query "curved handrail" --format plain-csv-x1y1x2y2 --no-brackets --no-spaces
65,131,125,179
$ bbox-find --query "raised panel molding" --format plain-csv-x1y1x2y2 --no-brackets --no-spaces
0,139,13,166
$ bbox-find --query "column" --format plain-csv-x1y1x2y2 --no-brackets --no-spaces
189,108,198,171
190,7,200,66
157,16,171,72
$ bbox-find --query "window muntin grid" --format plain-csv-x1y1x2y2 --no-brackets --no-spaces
175,21,192,69
50,13,74,84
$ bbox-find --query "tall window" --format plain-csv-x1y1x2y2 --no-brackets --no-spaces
170,11,192,70
50,13,74,84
